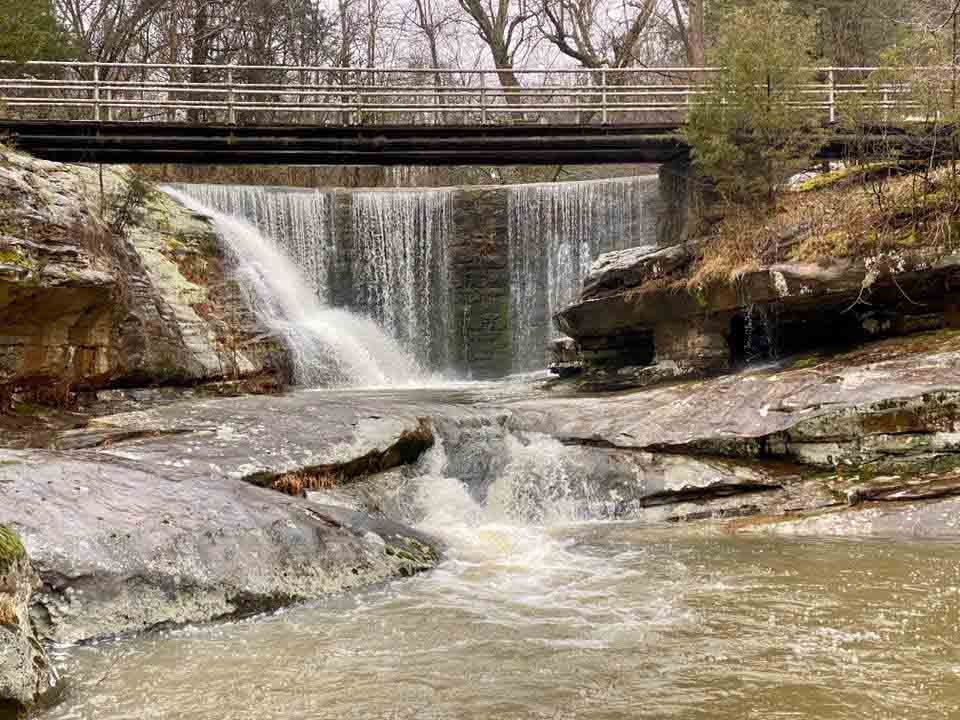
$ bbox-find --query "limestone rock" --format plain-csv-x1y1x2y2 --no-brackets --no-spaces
555,235,960,385
0,392,453,645
580,242,689,302
0,448,441,645
0,146,284,405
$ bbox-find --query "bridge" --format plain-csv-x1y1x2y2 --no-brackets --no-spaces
0,61,947,165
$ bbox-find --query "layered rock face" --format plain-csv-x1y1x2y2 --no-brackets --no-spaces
0,148,284,407
515,329,960,534
0,527,57,718
554,238,960,388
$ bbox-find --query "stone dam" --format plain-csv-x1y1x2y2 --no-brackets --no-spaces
172,176,663,378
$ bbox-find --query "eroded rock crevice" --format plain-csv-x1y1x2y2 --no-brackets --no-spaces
552,237,960,389
245,417,435,495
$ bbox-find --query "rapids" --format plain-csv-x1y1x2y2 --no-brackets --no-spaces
41,424,960,719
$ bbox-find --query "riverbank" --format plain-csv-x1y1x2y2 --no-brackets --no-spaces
4,324,960,714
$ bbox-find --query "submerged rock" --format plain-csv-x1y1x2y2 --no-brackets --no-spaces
0,526,57,718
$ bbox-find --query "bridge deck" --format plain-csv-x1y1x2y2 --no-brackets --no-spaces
0,60,944,166
0,121,689,165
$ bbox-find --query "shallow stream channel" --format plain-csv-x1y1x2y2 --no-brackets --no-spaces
36,383,960,720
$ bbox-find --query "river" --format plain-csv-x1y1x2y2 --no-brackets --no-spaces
42,463,960,719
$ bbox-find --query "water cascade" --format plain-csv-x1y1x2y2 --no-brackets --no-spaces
351,189,454,369
508,176,660,370
169,176,660,377
163,186,427,387
171,183,335,299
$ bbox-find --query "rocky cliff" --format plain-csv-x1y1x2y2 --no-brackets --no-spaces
0,147,285,411
552,166,960,390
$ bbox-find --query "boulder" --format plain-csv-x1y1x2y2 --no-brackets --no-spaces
580,242,691,302
0,391,453,645
0,448,440,645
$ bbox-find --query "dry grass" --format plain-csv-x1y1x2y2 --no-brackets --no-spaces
271,470,336,496
687,165,960,289
0,597,18,626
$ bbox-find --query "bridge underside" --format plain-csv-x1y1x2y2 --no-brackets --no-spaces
0,121,928,167
0,121,691,166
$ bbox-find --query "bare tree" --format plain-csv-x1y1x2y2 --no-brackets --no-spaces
534,0,659,69
671,0,704,66
456,0,533,100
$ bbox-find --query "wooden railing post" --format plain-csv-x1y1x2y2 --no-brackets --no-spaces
828,68,836,123
92,64,101,122
227,64,236,125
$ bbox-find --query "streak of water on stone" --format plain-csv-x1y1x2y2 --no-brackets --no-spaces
507,176,660,371
163,186,431,388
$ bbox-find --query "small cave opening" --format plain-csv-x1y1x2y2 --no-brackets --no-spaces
727,304,877,368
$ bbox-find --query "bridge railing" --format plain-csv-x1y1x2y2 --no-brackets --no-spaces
0,62,953,126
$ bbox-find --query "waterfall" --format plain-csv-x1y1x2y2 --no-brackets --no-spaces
165,176,661,379
507,176,660,371
169,183,334,301
351,189,453,369
163,186,428,388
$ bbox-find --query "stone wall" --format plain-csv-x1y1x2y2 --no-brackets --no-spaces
325,178,663,378
450,187,512,377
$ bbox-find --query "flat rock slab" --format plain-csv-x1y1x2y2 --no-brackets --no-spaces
735,496,960,537
505,332,960,449
85,389,498,481
0,389,502,645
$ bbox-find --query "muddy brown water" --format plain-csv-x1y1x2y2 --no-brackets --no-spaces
42,486,960,720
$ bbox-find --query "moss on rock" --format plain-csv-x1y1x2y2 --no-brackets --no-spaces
0,526,25,573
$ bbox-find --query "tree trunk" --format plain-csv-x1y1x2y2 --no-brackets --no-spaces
688,0,705,67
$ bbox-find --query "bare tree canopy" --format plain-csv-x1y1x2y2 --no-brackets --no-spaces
2,0,958,83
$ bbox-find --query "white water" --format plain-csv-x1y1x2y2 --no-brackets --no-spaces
44,403,960,719
168,176,661,377
508,176,661,370
352,189,453,368
163,186,429,387
171,183,334,300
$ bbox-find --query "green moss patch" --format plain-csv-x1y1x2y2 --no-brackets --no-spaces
0,526,26,572
0,248,36,271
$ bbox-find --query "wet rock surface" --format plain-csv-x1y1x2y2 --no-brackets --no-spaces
0,393,463,644
554,235,960,383
0,147,283,408
4,321,960,703
0,527,57,717
0,446,442,645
